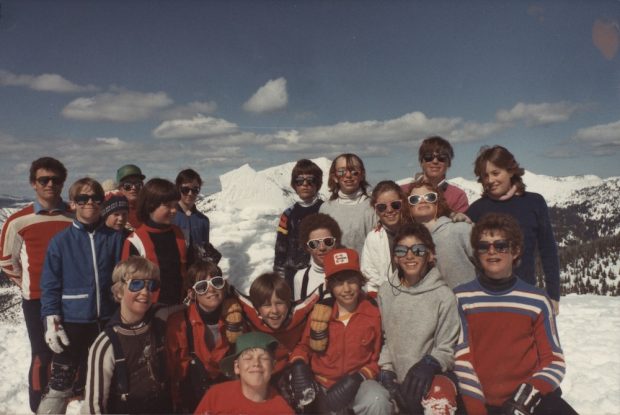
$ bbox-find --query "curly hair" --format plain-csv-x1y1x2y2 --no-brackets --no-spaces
474,145,526,197
327,154,370,200
470,212,523,268
29,157,67,184
407,180,452,220
298,213,343,248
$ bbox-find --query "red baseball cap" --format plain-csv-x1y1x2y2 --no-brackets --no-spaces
323,248,361,279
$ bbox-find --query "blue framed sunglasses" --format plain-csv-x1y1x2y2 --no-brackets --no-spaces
122,278,160,292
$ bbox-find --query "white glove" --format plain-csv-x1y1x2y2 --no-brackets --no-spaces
45,315,70,354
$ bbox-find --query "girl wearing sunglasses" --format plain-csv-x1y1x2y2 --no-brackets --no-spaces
83,257,175,414
408,180,476,289
166,261,237,413
378,223,461,415
361,180,411,294
292,213,342,300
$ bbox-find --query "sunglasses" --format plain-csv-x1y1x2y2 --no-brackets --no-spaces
121,181,143,191
123,278,160,292
35,176,63,186
394,244,429,258
408,192,438,205
476,240,511,254
74,194,104,206
180,186,201,195
192,276,226,294
375,200,402,213
422,152,450,163
335,168,361,177
307,236,336,250
294,176,316,187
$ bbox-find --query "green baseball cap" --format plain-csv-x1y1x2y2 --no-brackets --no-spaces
116,164,145,183
220,332,279,378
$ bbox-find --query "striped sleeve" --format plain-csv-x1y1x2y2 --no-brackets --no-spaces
0,212,22,276
82,331,115,414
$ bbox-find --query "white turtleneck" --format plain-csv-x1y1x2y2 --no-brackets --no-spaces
293,257,326,300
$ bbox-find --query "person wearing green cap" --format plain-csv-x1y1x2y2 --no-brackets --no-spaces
114,164,146,230
193,332,294,415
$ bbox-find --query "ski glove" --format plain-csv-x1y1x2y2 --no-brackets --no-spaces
289,360,318,408
45,315,70,354
502,383,542,415
400,355,441,410
379,369,408,412
322,372,364,412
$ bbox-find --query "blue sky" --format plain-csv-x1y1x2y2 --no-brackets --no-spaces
0,0,618,197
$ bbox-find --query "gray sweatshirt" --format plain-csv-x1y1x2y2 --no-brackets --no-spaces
319,193,377,254
378,267,459,380
430,216,477,289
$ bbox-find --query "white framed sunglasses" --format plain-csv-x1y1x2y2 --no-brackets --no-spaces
192,276,226,294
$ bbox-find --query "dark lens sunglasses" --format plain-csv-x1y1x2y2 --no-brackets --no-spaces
307,236,336,250
74,194,104,206
408,192,438,205
36,176,63,186
192,276,226,294
476,240,511,254
121,182,143,191
180,186,201,195
394,244,428,258
375,200,402,213
294,176,316,186
422,152,450,163
335,168,361,177
123,278,160,292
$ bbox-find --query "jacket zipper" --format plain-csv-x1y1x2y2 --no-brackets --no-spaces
89,232,101,318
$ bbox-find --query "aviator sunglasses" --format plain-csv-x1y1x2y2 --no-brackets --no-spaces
421,152,450,163
394,244,428,258
74,194,104,206
294,176,316,186
180,186,201,195
375,200,402,213
192,276,226,294
335,168,361,177
307,236,336,250
121,181,143,191
476,240,511,254
123,278,160,292
407,192,438,205
36,176,63,186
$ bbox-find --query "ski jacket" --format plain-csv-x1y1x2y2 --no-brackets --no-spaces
172,204,210,265
361,224,396,293
40,220,123,323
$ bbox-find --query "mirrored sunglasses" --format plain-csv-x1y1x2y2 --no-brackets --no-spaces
192,276,226,294
180,186,201,195
422,152,450,163
121,181,143,191
408,192,438,205
307,236,336,250
123,278,160,292
476,240,511,254
36,176,63,186
335,168,361,177
294,176,316,187
74,194,104,206
394,244,428,258
375,200,402,213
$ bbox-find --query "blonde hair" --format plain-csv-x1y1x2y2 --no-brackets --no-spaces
111,257,160,302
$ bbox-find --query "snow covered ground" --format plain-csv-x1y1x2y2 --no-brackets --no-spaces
1,160,619,414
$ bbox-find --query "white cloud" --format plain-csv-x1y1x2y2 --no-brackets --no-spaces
243,77,288,113
152,115,239,139
62,90,173,122
161,101,218,119
495,101,587,126
0,69,98,93
573,120,620,148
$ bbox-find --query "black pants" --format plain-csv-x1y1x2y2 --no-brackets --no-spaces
22,298,52,412
487,388,579,415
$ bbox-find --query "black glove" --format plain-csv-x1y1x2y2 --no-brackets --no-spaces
289,360,319,408
323,372,364,412
502,383,542,415
379,369,408,412
400,355,441,410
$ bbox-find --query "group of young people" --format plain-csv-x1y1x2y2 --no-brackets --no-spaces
0,135,577,415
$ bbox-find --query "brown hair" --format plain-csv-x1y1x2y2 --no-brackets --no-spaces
418,136,454,167
298,213,343,248
184,261,224,293
371,180,411,227
325,269,367,293
249,272,292,310
291,159,323,190
111,257,160,302
470,212,523,268
327,153,370,200
29,157,67,184
68,177,104,201
474,145,526,197
408,180,452,220
175,168,203,187
393,223,436,281
136,178,181,223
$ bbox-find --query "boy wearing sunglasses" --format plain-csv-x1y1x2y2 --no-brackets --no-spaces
112,164,146,230
274,159,324,289
82,257,178,414
0,157,73,411
454,213,576,415
401,136,469,213
165,261,234,413
38,178,125,414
